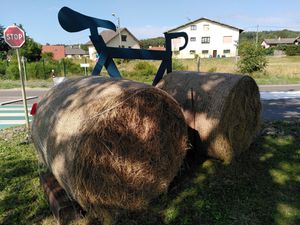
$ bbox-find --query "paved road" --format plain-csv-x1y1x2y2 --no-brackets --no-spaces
0,88,47,105
259,84,300,92
0,86,299,129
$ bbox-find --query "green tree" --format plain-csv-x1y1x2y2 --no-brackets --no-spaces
240,29,300,43
41,52,53,61
20,37,42,62
238,42,267,74
285,45,300,56
0,25,10,60
140,37,165,49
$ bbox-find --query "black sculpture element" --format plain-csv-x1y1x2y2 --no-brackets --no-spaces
58,7,188,85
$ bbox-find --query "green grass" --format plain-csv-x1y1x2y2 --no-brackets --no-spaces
1,56,300,87
0,80,21,89
0,127,52,225
0,79,53,89
174,56,300,85
0,122,299,225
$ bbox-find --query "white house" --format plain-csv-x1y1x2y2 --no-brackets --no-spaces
166,18,243,59
86,28,140,61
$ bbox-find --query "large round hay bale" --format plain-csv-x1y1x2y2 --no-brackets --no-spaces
156,71,261,163
32,76,187,218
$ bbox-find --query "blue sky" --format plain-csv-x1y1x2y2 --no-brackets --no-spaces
1,0,300,44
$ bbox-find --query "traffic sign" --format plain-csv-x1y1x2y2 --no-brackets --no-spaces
4,25,29,131
4,25,26,48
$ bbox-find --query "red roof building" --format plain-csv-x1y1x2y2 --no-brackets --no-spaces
148,46,166,51
42,45,65,60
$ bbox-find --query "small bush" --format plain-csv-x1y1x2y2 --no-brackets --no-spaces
62,59,81,75
238,42,267,74
133,61,156,77
208,67,217,73
0,60,7,77
26,62,46,79
172,59,187,71
6,62,19,80
122,61,156,83
263,48,274,56
285,45,300,56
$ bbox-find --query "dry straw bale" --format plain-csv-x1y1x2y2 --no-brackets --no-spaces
32,76,187,221
156,71,261,163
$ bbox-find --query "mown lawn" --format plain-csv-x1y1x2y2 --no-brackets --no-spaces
0,121,299,225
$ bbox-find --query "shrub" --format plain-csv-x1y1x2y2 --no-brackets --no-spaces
133,61,156,77
62,59,81,75
26,62,46,79
285,45,300,56
238,42,267,74
208,67,217,73
5,62,19,80
172,58,187,71
121,61,157,83
263,47,274,56
0,60,7,77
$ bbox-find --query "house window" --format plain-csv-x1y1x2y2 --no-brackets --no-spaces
223,36,232,44
121,35,127,42
201,37,210,44
203,24,209,31
190,50,196,54
202,50,209,54
190,37,196,42
223,49,231,54
191,25,197,30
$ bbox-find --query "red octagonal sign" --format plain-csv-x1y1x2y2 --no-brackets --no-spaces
4,25,26,48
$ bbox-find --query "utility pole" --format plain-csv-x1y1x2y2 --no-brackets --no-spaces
112,13,121,48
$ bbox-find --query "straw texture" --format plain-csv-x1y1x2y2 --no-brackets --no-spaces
32,76,188,222
156,71,261,163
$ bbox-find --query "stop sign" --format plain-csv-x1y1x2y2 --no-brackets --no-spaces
4,25,26,48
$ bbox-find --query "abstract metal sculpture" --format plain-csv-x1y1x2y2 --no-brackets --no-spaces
58,7,188,85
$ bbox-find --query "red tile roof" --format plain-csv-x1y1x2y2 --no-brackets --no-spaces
149,46,166,51
42,45,65,60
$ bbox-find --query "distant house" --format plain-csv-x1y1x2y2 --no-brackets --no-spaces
42,45,88,60
166,17,243,59
86,28,140,60
42,45,65,60
65,45,88,59
148,45,166,51
261,37,300,48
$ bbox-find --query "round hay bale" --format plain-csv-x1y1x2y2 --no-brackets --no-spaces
32,76,187,218
156,71,261,163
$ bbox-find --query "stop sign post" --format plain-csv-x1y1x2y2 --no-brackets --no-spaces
4,24,30,130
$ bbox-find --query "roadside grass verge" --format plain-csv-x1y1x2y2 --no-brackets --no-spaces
1,120,299,225
0,79,53,89
1,56,299,87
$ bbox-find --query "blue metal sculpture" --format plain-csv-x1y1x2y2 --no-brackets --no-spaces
58,7,188,85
